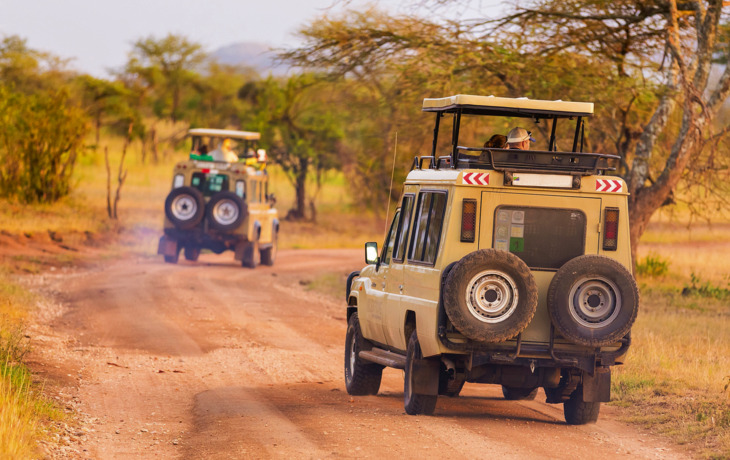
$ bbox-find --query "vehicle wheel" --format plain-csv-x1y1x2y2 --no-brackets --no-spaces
404,331,438,415
443,249,538,343
439,376,465,398
206,191,246,232
241,240,260,268
564,388,600,425
260,230,277,266
164,187,205,230
344,313,383,396
502,386,538,401
184,245,200,262
547,255,639,347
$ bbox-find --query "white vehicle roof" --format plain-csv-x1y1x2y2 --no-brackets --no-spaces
423,94,594,117
187,128,261,140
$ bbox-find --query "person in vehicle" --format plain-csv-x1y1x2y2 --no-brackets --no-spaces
484,134,507,149
210,138,239,162
506,127,535,150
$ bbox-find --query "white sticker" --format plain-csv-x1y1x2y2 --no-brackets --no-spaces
512,210,525,224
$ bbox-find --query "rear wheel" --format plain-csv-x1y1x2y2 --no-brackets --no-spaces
260,230,277,266
344,313,383,395
241,240,260,268
564,387,600,425
502,386,538,401
184,245,200,262
404,331,438,415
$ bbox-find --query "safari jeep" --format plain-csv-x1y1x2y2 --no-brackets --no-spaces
345,95,638,425
157,128,279,268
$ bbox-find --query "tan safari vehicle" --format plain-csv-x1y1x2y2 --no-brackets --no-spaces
157,128,279,268
345,95,638,424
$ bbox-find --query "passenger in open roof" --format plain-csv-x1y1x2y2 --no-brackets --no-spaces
506,127,536,150
210,138,239,162
484,134,507,149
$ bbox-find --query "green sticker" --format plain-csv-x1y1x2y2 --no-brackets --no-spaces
509,237,524,252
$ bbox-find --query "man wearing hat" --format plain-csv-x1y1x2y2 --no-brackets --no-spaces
506,127,536,150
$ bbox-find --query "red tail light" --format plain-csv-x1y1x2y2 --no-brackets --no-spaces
461,199,477,242
603,208,619,251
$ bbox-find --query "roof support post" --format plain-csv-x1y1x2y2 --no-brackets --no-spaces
571,117,583,153
451,110,462,168
431,113,441,157
549,118,558,152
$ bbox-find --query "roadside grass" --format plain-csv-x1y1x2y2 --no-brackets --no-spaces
0,269,62,458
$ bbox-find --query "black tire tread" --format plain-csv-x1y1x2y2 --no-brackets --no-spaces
404,331,437,415
345,313,383,396
564,390,600,425
502,386,538,401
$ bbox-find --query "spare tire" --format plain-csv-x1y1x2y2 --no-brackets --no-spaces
164,186,205,230
206,191,246,232
443,249,538,343
547,255,638,347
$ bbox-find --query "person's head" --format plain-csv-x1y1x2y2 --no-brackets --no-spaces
484,134,507,149
222,138,233,152
506,127,536,150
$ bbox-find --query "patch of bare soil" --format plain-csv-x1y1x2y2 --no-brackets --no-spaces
24,249,693,459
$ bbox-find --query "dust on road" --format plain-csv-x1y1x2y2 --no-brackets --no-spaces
28,249,688,459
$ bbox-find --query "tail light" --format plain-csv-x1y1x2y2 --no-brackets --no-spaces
461,199,477,242
602,208,619,250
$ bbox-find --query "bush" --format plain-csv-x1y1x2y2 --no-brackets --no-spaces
0,84,88,203
636,253,670,277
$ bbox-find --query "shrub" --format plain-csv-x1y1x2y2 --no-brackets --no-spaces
636,252,670,277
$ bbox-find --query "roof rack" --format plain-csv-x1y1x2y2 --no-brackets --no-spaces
410,148,619,175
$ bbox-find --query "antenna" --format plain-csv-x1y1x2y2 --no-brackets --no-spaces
383,131,398,240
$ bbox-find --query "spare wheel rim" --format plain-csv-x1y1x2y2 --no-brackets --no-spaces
213,199,239,226
465,270,519,323
171,195,198,221
568,276,621,329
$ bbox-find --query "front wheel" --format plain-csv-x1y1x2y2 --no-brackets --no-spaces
564,387,600,425
404,331,438,415
344,313,383,395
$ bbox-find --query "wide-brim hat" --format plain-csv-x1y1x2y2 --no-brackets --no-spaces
507,127,536,143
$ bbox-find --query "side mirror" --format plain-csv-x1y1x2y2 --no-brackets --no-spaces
365,242,379,265
267,193,277,205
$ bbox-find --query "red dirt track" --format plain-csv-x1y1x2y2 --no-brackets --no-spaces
28,249,689,459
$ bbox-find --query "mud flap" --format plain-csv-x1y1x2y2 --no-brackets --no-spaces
234,241,248,261
157,236,177,256
582,367,611,402
412,358,440,396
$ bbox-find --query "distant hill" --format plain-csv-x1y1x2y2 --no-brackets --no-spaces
211,42,289,76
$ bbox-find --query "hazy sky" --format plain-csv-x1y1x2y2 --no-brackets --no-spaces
1,0,504,77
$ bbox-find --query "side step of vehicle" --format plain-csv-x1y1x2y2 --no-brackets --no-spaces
359,348,406,369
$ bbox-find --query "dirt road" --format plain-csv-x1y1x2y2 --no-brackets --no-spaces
28,249,688,459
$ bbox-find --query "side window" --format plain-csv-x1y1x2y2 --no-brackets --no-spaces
251,181,259,202
381,210,401,266
393,194,415,263
408,191,447,265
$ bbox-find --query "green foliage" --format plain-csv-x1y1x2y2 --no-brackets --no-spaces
636,253,671,277
0,85,89,203
683,273,730,300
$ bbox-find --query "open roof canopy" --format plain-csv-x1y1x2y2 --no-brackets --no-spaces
187,128,261,141
423,94,594,118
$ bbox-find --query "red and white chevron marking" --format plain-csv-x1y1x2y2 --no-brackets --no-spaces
595,179,623,192
462,172,490,185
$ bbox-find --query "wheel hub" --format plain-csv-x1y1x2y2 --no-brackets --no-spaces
213,200,239,225
171,195,197,220
465,271,519,323
569,277,621,328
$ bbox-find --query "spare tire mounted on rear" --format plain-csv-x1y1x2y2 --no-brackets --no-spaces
443,249,538,343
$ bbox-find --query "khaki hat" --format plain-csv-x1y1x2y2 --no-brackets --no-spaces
507,127,536,143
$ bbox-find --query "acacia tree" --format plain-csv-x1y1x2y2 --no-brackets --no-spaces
247,74,342,220
288,1,730,259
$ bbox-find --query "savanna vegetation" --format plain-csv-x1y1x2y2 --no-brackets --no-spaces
1,0,729,457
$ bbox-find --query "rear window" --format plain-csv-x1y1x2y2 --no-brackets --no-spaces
493,206,586,270
192,172,229,197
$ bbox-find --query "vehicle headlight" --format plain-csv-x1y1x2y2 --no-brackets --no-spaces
173,174,184,188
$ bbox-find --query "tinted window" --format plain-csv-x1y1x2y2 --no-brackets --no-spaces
493,206,586,270
381,210,401,266
393,195,415,262
408,191,447,264
191,173,229,197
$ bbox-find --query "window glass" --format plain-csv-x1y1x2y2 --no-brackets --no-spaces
393,195,414,262
381,210,401,266
493,206,586,270
408,191,447,264
191,172,229,197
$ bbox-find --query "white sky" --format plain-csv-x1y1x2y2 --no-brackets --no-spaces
1,0,504,77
